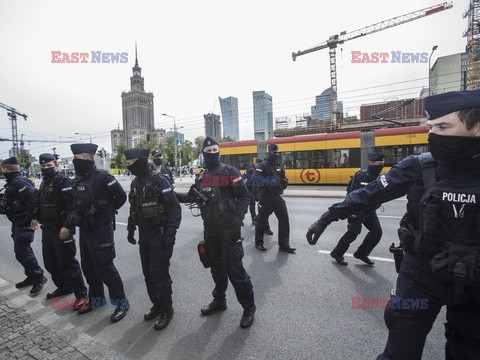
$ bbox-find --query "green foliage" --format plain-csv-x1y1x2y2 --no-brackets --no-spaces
17,150,32,170
193,136,204,160
112,143,127,170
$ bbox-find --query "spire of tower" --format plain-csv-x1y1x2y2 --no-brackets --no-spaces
135,41,138,66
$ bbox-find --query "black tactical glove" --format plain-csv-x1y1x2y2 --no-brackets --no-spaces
164,228,176,248
306,216,332,245
127,231,137,245
231,224,242,242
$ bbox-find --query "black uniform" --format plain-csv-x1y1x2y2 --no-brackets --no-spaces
311,154,480,359
252,160,291,248
33,172,87,298
127,169,181,314
330,168,383,260
67,166,127,307
4,173,44,281
177,163,254,310
242,167,257,222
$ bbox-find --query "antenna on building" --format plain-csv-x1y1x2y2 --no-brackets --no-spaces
135,41,138,66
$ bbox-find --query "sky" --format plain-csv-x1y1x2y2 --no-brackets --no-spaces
0,0,469,160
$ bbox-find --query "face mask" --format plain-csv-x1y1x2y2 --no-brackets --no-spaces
203,151,220,169
153,158,163,166
428,133,480,162
4,172,19,182
267,152,280,164
41,167,56,179
367,164,384,175
127,158,149,176
72,159,94,177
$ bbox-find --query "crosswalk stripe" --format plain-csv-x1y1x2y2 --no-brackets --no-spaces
317,250,394,262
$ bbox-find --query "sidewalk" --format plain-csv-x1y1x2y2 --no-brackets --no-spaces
0,277,125,360
113,176,348,198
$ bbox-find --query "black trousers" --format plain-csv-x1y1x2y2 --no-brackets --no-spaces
139,227,174,313
204,223,254,309
255,195,289,247
42,226,86,298
11,225,44,279
79,223,127,306
331,212,382,258
377,256,480,360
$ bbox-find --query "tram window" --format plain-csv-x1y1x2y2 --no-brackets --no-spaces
312,150,325,168
325,149,343,168
283,152,294,169
236,154,251,170
380,146,409,166
294,150,313,168
221,155,234,166
348,148,361,168
413,144,429,154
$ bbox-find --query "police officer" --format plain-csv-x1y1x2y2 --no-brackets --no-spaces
330,152,385,266
243,159,273,232
151,149,175,187
31,153,87,305
306,89,480,359
66,143,129,322
252,144,295,253
176,137,256,328
124,148,181,330
1,157,47,295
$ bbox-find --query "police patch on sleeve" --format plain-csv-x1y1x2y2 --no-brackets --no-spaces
379,174,388,188
107,179,117,186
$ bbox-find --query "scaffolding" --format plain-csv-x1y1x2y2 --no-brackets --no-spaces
463,0,480,89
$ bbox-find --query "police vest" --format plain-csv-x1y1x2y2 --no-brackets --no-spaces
258,162,287,195
4,176,27,219
197,164,236,222
38,173,64,226
408,153,480,290
130,172,168,228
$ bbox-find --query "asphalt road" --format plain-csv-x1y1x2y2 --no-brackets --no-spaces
0,196,447,360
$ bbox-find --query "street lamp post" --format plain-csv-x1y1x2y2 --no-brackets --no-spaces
428,45,438,96
75,132,92,143
162,113,177,174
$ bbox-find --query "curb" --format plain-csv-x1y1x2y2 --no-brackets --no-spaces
0,276,125,360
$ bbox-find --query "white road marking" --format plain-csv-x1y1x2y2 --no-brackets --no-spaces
317,250,394,262
378,215,402,219
116,222,128,226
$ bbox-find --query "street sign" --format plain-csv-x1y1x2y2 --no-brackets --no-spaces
177,140,183,146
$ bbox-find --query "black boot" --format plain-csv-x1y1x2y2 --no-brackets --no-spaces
353,252,375,266
144,304,162,321
15,277,36,289
46,288,74,299
111,301,130,323
330,253,348,266
200,297,227,315
240,304,256,328
30,276,47,295
154,309,174,330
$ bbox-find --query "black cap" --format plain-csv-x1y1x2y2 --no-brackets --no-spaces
202,137,218,151
124,148,149,160
71,143,98,155
39,153,56,164
1,157,18,166
268,144,279,152
368,152,385,161
151,149,162,157
425,89,480,120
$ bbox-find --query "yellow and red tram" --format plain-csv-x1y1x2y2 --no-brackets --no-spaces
217,125,429,185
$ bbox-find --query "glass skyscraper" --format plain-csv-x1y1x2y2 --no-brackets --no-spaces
218,96,239,140
253,91,273,140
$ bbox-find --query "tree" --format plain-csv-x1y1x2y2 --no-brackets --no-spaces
193,136,204,159
180,140,194,165
136,139,157,152
112,143,127,170
17,150,32,171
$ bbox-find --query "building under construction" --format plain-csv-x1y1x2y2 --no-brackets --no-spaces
464,0,480,89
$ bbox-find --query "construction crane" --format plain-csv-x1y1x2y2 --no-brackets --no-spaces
0,102,28,156
463,0,480,89
292,3,453,123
